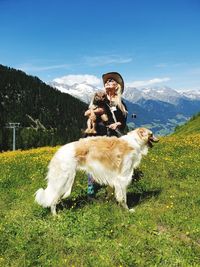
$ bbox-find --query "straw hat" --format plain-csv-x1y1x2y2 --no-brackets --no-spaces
102,72,124,93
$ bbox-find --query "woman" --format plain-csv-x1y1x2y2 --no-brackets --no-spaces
85,72,128,197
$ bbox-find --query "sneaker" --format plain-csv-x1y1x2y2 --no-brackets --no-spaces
87,184,95,195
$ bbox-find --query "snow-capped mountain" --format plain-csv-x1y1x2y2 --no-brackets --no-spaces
51,79,200,104
180,90,200,100
123,86,183,104
50,74,102,103
50,81,100,103
50,78,200,135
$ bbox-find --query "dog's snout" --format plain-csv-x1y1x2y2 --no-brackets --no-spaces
150,135,159,142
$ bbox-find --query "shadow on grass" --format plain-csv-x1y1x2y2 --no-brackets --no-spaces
34,187,162,216
57,186,162,213
51,170,161,213
127,189,162,209
57,194,92,212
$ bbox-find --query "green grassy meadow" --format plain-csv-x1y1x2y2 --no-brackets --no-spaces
173,113,200,136
0,134,200,266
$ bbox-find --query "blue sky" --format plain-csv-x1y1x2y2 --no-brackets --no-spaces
1,0,200,90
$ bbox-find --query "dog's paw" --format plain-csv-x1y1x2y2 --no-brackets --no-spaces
129,208,135,213
90,129,97,134
84,129,90,134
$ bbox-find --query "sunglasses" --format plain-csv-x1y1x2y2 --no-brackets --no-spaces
106,78,116,83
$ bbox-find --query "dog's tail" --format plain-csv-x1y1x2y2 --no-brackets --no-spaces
35,187,54,208
35,142,77,214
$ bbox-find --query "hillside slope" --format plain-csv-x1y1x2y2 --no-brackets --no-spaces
173,112,200,135
0,135,200,266
0,65,87,150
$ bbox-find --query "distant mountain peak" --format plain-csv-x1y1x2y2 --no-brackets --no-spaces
123,85,183,105
50,79,200,105
50,80,100,103
180,90,200,100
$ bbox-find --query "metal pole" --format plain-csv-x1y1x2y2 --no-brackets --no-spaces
5,123,20,151
13,126,16,151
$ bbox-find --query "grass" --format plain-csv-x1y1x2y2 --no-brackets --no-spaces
0,135,200,266
174,112,200,135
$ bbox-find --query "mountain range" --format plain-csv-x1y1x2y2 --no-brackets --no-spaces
51,80,200,135
1,63,199,151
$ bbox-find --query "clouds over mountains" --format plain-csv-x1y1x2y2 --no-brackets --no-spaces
126,77,170,88
54,74,101,87
52,74,172,92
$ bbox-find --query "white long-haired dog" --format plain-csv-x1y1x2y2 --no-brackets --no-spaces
35,128,158,214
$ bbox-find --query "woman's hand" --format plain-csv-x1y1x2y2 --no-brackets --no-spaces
108,122,121,130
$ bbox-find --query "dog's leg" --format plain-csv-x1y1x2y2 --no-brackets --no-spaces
114,181,135,212
120,188,135,213
114,182,129,210
48,175,74,215
120,187,129,210
51,204,57,216
62,173,76,200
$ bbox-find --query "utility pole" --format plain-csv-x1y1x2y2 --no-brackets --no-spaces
5,123,20,151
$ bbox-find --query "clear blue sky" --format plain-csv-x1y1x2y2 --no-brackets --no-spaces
1,0,200,90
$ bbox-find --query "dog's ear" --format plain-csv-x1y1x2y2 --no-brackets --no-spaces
138,128,148,138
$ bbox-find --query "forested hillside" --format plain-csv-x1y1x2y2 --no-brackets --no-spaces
0,65,87,151
173,112,200,135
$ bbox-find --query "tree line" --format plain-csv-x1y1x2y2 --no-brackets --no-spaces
0,64,87,151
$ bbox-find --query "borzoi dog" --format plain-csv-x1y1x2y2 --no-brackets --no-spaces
35,128,158,214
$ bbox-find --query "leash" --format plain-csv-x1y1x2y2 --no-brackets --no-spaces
106,103,123,137
113,128,123,137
